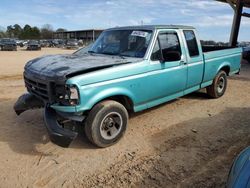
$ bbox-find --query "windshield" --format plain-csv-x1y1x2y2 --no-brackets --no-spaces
74,43,93,55
89,30,152,58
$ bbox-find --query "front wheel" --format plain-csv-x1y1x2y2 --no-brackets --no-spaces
84,100,128,148
206,70,227,98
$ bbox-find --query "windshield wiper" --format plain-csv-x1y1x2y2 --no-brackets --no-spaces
101,52,117,55
118,54,126,59
88,50,96,54
101,52,126,59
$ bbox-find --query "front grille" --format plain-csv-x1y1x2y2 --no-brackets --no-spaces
24,76,49,101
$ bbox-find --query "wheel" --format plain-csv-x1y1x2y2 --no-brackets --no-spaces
206,70,227,98
84,100,128,148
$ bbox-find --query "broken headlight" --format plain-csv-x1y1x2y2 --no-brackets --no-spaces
57,85,80,106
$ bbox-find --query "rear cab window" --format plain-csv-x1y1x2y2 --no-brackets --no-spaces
183,30,199,57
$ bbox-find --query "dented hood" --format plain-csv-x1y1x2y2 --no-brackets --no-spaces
24,53,140,82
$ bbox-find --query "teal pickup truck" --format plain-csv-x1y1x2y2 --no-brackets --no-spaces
14,25,242,147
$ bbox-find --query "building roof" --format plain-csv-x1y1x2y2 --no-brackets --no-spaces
216,0,250,8
107,25,195,31
54,29,104,34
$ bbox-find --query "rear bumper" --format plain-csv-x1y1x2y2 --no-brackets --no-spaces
44,107,78,147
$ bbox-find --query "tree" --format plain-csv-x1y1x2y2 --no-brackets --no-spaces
56,28,67,32
6,25,14,38
30,26,40,39
20,24,32,39
0,26,6,38
0,31,6,38
19,25,41,39
40,24,54,39
13,24,22,38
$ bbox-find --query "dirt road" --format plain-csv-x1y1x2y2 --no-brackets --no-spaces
0,48,249,187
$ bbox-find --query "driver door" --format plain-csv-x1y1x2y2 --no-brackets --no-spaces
146,30,188,108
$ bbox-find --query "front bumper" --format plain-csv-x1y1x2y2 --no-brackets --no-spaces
14,93,80,147
14,93,44,115
44,107,78,147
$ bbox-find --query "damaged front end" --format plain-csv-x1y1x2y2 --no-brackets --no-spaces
14,93,44,115
14,93,79,147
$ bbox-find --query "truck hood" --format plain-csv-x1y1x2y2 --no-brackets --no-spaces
24,53,140,82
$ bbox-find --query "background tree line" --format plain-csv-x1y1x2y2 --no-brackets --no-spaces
0,24,67,39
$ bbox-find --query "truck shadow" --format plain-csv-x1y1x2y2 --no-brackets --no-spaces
182,90,208,100
132,107,250,187
0,100,97,156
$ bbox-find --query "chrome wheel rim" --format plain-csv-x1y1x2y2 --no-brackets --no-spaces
100,112,123,140
217,77,225,93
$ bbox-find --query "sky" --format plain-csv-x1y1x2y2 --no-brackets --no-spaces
0,0,250,42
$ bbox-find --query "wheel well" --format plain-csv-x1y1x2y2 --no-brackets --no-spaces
105,95,134,112
220,66,230,75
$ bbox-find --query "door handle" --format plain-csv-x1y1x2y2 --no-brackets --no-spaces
180,61,187,65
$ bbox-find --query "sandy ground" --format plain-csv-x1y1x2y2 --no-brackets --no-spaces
0,48,249,188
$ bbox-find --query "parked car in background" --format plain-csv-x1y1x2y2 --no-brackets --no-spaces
14,25,242,148
65,39,79,49
16,40,25,47
78,39,84,47
243,47,250,63
0,38,17,51
40,40,49,48
227,146,250,188
57,39,66,48
27,40,41,50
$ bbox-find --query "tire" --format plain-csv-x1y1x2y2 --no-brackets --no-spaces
84,100,128,148
206,70,227,98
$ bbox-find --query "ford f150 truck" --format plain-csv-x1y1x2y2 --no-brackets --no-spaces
14,25,242,148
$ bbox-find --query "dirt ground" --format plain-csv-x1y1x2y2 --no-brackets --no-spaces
0,48,249,188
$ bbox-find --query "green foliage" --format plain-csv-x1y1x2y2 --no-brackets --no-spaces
0,31,7,38
0,24,66,39
19,25,41,39
13,24,22,38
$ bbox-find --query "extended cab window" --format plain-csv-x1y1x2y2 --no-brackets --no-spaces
183,30,199,57
151,32,182,61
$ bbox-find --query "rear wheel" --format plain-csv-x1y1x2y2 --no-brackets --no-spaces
84,100,128,148
206,70,227,98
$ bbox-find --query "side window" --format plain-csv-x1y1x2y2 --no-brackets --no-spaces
151,39,161,61
183,30,199,57
151,32,182,62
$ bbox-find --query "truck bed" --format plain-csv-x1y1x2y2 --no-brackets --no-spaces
202,45,233,52
202,47,242,85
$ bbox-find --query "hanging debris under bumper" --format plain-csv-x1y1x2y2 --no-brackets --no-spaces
44,107,78,147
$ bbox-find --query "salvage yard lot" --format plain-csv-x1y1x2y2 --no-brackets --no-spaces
0,48,249,187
